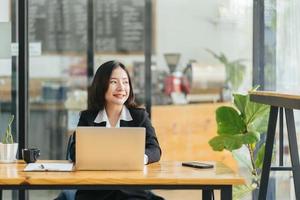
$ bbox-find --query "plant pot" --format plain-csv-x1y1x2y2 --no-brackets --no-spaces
0,143,18,163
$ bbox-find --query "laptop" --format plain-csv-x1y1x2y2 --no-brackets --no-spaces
75,127,145,171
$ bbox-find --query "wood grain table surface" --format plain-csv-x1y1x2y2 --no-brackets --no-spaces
0,160,245,186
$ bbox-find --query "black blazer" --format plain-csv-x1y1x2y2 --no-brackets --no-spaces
68,107,162,164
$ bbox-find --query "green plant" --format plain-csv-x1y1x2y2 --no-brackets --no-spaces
208,90,270,199
2,115,15,144
206,49,246,91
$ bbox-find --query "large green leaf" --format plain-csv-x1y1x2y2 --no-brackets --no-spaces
216,106,246,135
245,101,270,133
233,184,255,200
232,150,252,172
255,144,265,169
233,87,260,117
209,131,259,152
233,93,248,118
242,131,260,144
209,135,244,151
233,89,270,134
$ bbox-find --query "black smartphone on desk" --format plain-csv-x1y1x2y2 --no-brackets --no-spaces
182,161,214,169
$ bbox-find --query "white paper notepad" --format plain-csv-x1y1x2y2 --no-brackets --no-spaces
24,163,74,172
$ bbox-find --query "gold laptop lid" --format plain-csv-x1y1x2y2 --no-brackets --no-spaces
75,127,145,171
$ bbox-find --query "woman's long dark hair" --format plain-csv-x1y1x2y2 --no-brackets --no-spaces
88,60,137,111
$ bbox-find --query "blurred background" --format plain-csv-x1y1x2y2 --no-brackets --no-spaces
0,0,299,199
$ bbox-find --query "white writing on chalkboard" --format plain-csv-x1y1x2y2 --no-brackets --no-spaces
28,0,148,54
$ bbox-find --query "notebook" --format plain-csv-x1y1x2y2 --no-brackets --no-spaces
24,162,74,171
75,127,146,171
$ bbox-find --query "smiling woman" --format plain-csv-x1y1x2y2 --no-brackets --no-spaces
88,61,137,113
66,60,163,200
104,67,131,126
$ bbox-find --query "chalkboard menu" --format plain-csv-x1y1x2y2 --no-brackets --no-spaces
28,0,147,54
95,0,145,53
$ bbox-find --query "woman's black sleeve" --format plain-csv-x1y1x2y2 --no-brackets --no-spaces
141,111,162,164
68,112,89,162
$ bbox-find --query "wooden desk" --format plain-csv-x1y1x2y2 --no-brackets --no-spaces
0,160,245,200
250,91,300,200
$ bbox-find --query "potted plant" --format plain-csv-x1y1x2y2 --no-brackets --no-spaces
208,90,270,199
206,49,246,101
206,49,246,91
0,115,18,163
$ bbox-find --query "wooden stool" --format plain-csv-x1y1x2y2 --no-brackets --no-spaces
250,91,300,200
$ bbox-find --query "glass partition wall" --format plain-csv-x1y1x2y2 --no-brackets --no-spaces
264,0,300,199
151,1,253,199
27,0,88,199
0,0,18,199
28,0,88,160
27,0,148,199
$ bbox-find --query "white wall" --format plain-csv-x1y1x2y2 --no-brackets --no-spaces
0,0,9,22
156,0,253,72
153,0,253,92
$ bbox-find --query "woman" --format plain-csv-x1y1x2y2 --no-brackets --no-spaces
68,60,163,200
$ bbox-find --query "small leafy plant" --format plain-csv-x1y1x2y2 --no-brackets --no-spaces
209,90,270,199
2,115,15,144
206,49,246,91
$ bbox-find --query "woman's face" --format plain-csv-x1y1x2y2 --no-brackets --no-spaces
105,67,130,106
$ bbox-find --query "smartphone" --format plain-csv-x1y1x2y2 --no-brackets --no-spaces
182,161,214,169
